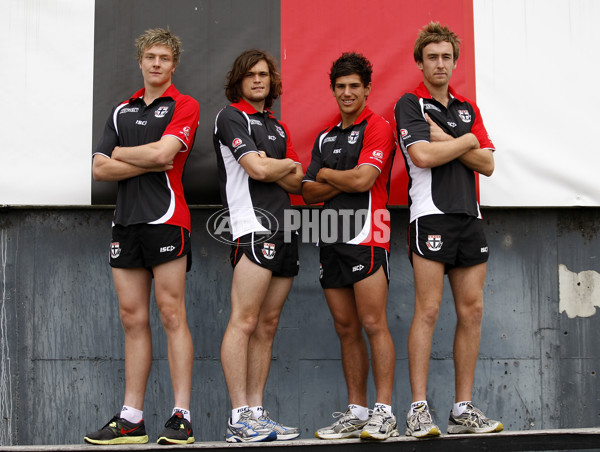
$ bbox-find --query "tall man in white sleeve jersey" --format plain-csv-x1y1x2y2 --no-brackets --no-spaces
394,21,503,438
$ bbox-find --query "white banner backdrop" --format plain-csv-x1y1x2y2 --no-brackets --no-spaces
1,0,597,206
1,0,95,205
475,0,599,206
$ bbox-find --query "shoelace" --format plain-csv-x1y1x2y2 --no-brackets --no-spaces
164,414,184,429
463,404,490,425
239,411,267,431
258,411,277,426
329,411,354,425
415,408,433,424
367,410,388,425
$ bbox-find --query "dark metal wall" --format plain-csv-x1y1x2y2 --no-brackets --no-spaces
0,207,598,445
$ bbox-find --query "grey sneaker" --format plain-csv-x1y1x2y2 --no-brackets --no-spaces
315,409,369,439
360,407,399,440
447,403,503,434
405,402,441,438
256,410,300,440
225,410,277,443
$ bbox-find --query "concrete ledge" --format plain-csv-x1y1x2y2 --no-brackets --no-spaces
1,428,599,451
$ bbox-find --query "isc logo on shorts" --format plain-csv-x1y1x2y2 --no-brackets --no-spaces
352,264,364,272
160,246,176,253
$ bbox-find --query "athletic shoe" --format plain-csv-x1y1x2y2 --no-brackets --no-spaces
226,410,277,443
256,410,300,440
360,407,399,440
157,412,195,445
84,415,148,445
314,409,369,439
447,403,504,434
405,403,441,438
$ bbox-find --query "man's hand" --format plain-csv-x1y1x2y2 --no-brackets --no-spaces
425,113,452,142
315,167,330,183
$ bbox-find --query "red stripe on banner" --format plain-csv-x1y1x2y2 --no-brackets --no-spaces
281,0,476,206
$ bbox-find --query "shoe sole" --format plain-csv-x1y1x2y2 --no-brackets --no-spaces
405,426,441,438
275,432,301,440
447,423,504,434
157,436,195,445
315,430,362,440
360,428,399,440
84,435,149,445
226,432,276,443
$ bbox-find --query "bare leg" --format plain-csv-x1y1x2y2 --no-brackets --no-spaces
221,255,272,409
354,267,395,405
324,287,368,407
113,267,153,410
153,256,193,409
407,254,445,402
247,276,294,407
448,263,486,402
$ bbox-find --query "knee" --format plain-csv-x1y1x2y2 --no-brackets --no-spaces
415,305,440,329
230,313,260,338
333,318,363,342
120,308,149,333
360,314,386,338
255,315,280,341
159,304,187,332
457,301,483,326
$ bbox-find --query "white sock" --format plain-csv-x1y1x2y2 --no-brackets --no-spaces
410,400,428,416
453,401,471,416
173,407,191,423
120,405,143,424
249,405,264,419
348,404,369,421
232,406,249,424
374,402,392,415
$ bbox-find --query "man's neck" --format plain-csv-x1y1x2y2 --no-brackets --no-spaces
143,81,171,105
340,105,366,129
244,98,266,113
424,81,450,107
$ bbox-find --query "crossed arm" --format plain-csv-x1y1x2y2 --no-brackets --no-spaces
408,113,494,177
239,151,303,195
302,164,380,205
93,135,183,182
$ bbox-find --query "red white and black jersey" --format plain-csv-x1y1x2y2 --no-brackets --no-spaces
303,106,396,251
93,84,200,231
213,99,301,240
394,82,495,223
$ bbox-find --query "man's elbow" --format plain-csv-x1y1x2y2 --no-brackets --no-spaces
301,185,318,204
248,166,269,182
481,164,494,177
408,151,432,169
92,158,109,181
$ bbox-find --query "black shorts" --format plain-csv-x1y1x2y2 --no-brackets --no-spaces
230,231,299,277
110,224,192,271
319,244,390,289
409,214,488,270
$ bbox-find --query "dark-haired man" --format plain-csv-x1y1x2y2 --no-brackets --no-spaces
213,49,303,443
303,52,398,441
394,21,502,438
85,28,198,445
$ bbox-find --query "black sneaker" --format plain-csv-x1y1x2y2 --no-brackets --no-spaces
84,415,148,445
157,412,195,445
